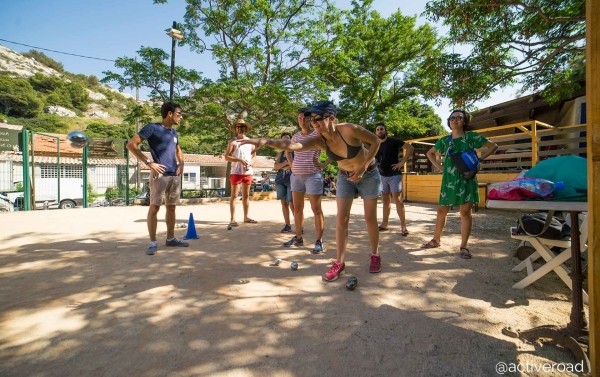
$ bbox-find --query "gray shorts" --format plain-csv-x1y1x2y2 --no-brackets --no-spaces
291,172,323,196
381,174,403,194
336,168,382,199
149,175,181,206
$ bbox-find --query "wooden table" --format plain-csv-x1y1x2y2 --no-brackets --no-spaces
486,200,590,372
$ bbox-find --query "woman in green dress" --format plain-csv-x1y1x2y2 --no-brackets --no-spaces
420,110,498,259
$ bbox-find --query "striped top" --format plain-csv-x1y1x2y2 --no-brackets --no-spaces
291,130,322,175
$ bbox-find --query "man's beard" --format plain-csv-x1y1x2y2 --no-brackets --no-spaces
377,133,386,140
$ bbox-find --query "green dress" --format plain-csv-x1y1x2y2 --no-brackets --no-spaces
433,131,488,206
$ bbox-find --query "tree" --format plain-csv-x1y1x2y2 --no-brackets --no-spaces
147,0,337,154
0,75,43,117
424,0,586,105
102,46,203,103
306,1,443,135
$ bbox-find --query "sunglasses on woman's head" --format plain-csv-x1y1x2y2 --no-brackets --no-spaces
449,115,464,121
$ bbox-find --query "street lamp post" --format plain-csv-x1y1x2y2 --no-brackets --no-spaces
166,21,184,102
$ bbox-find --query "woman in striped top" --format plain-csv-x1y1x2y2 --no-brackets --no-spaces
281,108,329,254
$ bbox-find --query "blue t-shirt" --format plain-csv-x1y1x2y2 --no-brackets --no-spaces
138,122,179,176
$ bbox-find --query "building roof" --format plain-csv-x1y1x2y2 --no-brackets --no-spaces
468,83,586,130
0,126,274,168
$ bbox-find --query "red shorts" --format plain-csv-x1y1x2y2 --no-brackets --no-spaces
230,174,253,185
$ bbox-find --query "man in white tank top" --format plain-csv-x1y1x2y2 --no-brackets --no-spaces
225,119,257,228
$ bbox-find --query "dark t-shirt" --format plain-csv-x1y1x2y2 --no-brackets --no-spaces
138,122,179,176
376,137,405,176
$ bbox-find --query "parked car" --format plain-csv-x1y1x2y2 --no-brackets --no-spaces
133,191,149,206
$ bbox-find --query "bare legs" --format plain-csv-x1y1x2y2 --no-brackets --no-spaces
430,203,474,248
308,194,324,241
380,192,407,231
459,203,474,248
229,184,240,223
146,203,177,240
229,183,253,223
280,199,293,225
241,182,252,222
291,191,305,239
334,196,379,264
290,192,323,241
147,204,160,241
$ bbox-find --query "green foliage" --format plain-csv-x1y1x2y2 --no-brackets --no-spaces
85,122,135,139
313,3,443,127
103,187,119,202
15,182,23,191
67,82,89,111
369,100,445,140
29,73,89,111
123,104,155,129
12,114,69,133
0,74,43,117
87,183,97,201
29,73,64,93
102,47,203,103
424,0,586,106
23,50,64,72
103,186,136,201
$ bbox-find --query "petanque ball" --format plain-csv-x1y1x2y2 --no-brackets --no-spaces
290,261,298,270
67,131,89,148
274,258,281,266
346,276,358,290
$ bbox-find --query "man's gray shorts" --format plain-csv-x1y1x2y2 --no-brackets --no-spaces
381,174,403,194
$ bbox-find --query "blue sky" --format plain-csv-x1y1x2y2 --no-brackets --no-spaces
1,0,522,120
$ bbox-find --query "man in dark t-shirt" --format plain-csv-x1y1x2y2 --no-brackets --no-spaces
375,122,414,236
127,101,188,255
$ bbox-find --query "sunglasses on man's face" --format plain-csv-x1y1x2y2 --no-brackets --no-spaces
449,115,464,121
236,125,247,129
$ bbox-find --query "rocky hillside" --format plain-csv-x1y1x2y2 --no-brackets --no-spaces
0,44,135,126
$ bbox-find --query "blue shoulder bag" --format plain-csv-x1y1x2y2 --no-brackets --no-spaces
447,134,479,179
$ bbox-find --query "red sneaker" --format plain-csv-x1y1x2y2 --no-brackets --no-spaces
369,254,381,273
322,261,345,282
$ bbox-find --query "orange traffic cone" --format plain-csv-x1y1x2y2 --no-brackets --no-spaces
183,212,199,239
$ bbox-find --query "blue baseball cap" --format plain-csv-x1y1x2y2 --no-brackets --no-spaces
305,100,338,116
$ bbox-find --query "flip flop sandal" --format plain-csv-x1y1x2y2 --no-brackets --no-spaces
420,239,440,249
244,219,258,224
378,226,389,231
401,229,409,237
459,247,472,259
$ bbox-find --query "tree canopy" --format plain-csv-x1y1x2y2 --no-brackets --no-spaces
424,0,586,106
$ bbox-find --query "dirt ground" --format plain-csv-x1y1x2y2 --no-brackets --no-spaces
0,198,590,377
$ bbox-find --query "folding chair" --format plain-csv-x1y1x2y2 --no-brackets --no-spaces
510,213,588,304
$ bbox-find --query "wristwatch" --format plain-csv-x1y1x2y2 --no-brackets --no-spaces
146,159,153,165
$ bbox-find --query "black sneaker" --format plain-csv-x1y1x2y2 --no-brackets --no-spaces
283,236,303,247
166,238,189,247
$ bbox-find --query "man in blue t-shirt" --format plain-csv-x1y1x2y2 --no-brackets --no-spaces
375,122,414,236
126,101,188,255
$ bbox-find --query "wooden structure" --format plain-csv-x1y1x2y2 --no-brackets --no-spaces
586,0,598,373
